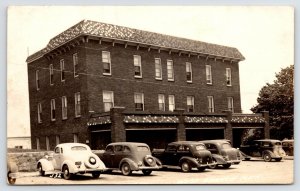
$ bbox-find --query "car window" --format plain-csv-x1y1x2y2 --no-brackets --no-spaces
222,143,232,149
166,145,177,152
54,147,60,153
195,144,206,151
105,145,114,152
61,148,63,154
71,146,88,151
178,145,190,152
137,146,150,152
115,145,123,152
274,142,282,146
262,142,270,147
123,146,131,153
207,144,218,154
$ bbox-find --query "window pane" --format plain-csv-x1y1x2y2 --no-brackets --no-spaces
167,60,174,80
155,58,162,79
103,91,114,112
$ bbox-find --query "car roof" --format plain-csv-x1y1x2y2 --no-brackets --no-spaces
56,143,89,148
254,139,281,142
107,142,149,147
199,140,230,144
169,141,205,145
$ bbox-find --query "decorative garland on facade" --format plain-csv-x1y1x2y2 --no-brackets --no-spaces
123,115,179,123
87,116,111,126
185,116,228,123
231,116,265,123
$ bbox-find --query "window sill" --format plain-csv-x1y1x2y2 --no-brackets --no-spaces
168,79,175,82
74,75,79,78
155,78,162,81
187,81,193,84
61,80,65,83
75,115,81,118
51,119,56,122
62,118,68,120
134,76,143,79
206,83,213,85
227,85,232,87
103,73,112,76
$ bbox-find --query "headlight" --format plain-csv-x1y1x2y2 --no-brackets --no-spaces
223,155,229,161
89,157,96,165
197,158,202,163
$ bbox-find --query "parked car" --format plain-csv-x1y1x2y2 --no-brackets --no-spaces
7,161,18,184
281,139,294,156
199,140,241,169
37,143,106,180
152,141,214,172
239,139,286,162
96,142,162,176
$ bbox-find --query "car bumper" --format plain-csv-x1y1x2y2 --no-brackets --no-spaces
197,161,217,167
227,160,241,165
75,168,107,173
138,166,162,170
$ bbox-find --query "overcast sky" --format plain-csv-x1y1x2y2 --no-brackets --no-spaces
7,6,294,137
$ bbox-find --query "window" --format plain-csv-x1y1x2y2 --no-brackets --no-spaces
158,94,165,111
36,70,40,90
46,136,50,151
206,65,212,84
167,60,174,81
208,96,214,113
49,64,54,85
50,99,56,121
228,97,234,112
102,51,111,75
187,96,194,112
61,96,67,120
60,59,65,81
37,102,42,123
155,58,162,80
103,91,114,112
75,92,81,117
186,62,192,82
56,135,60,145
36,137,40,150
74,134,78,143
226,68,232,86
73,53,78,77
168,95,175,112
134,93,144,111
134,55,142,78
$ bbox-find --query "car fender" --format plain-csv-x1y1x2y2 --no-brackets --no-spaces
7,161,18,173
211,154,226,164
179,156,199,167
262,150,276,158
62,160,78,173
152,156,162,166
119,158,139,171
37,159,54,172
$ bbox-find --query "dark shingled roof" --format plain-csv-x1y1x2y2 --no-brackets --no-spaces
27,20,245,62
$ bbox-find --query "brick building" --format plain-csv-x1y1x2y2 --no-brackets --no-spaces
27,20,269,150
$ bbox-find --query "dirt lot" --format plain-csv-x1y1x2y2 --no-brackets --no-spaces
12,158,293,185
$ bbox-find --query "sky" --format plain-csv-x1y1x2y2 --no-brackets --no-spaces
7,6,294,137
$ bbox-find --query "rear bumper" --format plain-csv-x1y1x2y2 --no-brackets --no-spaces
138,166,161,170
227,160,241,165
76,168,107,173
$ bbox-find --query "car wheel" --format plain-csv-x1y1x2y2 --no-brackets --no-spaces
121,162,132,176
208,158,217,169
263,153,272,162
197,167,206,172
37,163,45,176
92,172,101,178
142,170,152,175
181,161,191,172
7,171,16,184
275,158,282,162
222,164,231,169
62,165,73,180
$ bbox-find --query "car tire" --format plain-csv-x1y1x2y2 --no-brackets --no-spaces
181,161,191,172
208,158,217,169
37,163,45,176
92,172,101,178
62,165,73,180
197,167,206,172
121,162,132,176
275,158,282,162
222,164,231,169
142,169,152,175
263,153,272,162
7,171,16,184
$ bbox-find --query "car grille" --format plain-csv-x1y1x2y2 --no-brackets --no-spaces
228,152,238,161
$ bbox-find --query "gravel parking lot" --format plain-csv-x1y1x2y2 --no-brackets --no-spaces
13,158,293,185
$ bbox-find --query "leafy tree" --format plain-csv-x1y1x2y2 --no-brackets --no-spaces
251,65,294,140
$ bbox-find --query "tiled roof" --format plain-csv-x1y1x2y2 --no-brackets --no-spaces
27,20,245,62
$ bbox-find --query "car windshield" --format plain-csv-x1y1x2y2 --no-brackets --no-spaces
222,143,232,149
195,144,206,151
274,142,282,146
71,146,88,151
137,146,150,152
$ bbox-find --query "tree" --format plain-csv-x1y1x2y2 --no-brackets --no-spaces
251,65,294,140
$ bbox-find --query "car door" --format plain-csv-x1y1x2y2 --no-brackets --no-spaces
102,145,115,168
177,145,192,162
114,145,124,167
164,145,177,165
52,146,62,170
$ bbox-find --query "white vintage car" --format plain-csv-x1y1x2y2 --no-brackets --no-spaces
37,143,106,180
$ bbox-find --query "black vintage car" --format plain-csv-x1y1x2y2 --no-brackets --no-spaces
281,139,294,156
199,140,241,169
152,141,214,172
239,139,286,162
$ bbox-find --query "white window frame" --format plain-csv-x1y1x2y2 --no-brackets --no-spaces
158,94,165,111
49,64,54,85
75,92,81,117
73,53,78,77
228,97,234,112
60,59,65,82
168,95,175,112
206,65,212,85
134,93,144,111
46,136,50,151
61,96,67,120
187,96,195,112
37,102,42,123
226,68,232,86
208,96,215,113
36,137,40,150
167,60,174,81
155,58,162,80
50,99,56,121
134,55,142,78
103,91,114,112
102,51,111,75
56,135,60,145
74,134,78,143
36,70,40,90
186,62,192,83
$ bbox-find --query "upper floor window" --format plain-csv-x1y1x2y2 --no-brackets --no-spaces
102,51,111,75
168,95,175,112
49,64,54,85
75,92,81,117
73,53,78,77
227,97,234,112
155,58,162,80
187,96,194,112
37,102,42,123
206,65,212,85
158,94,165,111
50,99,56,121
186,62,192,82
208,96,214,113
226,68,232,86
134,93,144,111
103,91,114,112
36,70,40,90
46,136,50,151
134,55,142,78
61,96,67,120
60,59,65,82
167,60,174,81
